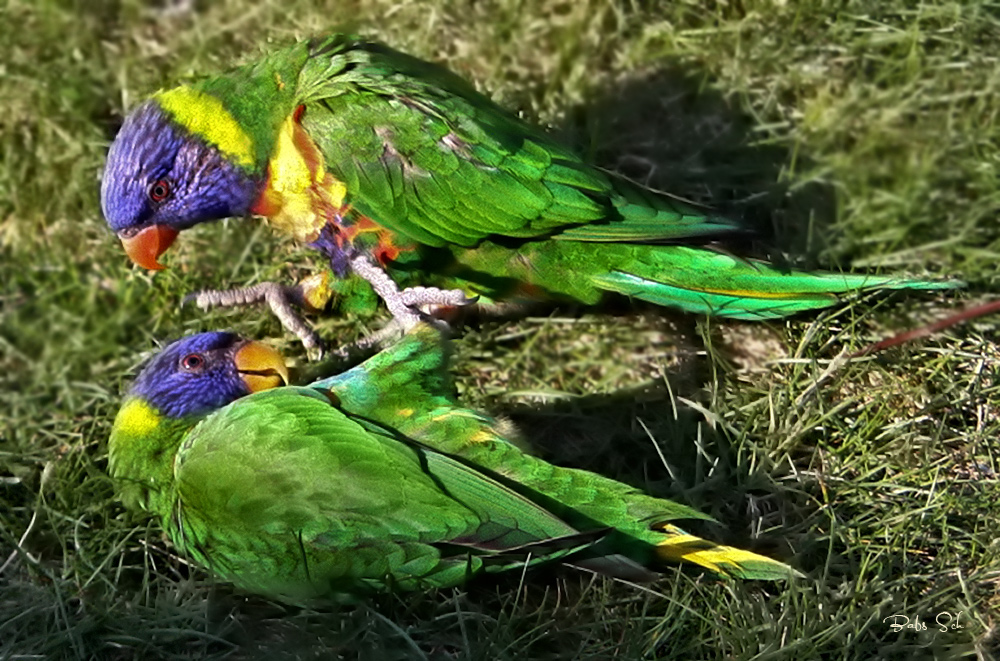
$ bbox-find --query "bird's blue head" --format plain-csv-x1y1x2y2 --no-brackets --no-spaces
101,94,260,270
128,332,289,420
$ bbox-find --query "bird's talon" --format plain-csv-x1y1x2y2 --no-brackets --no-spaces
398,286,477,309
304,340,326,362
182,281,323,355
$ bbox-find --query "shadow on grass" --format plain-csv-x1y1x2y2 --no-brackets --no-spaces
500,383,806,571
558,63,840,267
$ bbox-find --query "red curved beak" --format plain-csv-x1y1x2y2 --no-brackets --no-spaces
119,225,180,270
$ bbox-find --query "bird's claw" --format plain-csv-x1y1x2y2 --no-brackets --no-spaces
399,286,479,310
349,254,474,331
185,282,326,357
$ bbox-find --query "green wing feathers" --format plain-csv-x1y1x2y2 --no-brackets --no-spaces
198,33,956,319
172,387,490,598
556,177,741,242
169,387,673,600
294,35,741,250
325,381,800,582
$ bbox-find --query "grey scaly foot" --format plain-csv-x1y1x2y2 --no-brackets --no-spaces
348,254,476,330
185,282,324,357
398,286,478,312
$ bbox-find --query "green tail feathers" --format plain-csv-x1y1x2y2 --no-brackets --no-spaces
589,245,961,320
445,239,959,318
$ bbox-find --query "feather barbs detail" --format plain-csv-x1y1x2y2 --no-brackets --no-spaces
252,108,349,242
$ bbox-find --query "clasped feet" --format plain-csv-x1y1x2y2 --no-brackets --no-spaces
348,254,477,331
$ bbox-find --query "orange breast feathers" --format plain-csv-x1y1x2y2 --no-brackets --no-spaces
251,106,349,242
337,216,409,265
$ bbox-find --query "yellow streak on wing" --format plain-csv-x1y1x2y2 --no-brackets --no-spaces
114,398,162,438
253,113,348,242
155,87,255,169
468,429,497,444
692,286,829,300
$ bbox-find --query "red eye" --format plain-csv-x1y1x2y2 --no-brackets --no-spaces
181,353,204,371
149,179,170,203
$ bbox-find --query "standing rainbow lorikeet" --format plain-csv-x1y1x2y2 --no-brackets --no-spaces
108,326,801,603
101,34,957,350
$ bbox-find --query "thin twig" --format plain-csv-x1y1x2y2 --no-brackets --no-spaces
850,300,1000,358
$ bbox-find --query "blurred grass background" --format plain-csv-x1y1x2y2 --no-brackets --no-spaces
1,0,998,658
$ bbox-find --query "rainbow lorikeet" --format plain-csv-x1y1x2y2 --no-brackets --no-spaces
101,34,956,350
108,326,801,604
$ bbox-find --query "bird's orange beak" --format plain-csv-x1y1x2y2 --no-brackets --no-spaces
119,225,180,271
233,340,289,393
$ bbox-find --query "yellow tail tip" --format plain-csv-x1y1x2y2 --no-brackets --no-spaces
655,525,803,581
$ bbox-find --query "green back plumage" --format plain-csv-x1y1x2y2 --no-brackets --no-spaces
317,323,456,420
292,35,738,248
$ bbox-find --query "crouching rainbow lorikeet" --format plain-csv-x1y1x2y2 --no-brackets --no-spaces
108,327,801,603
100,34,958,351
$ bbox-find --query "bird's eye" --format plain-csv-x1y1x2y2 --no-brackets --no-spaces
181,353,205,371
148,179,171,203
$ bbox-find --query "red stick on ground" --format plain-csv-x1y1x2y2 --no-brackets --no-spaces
851,299,1000,358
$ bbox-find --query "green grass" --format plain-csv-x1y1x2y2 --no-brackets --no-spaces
2,0,998,658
